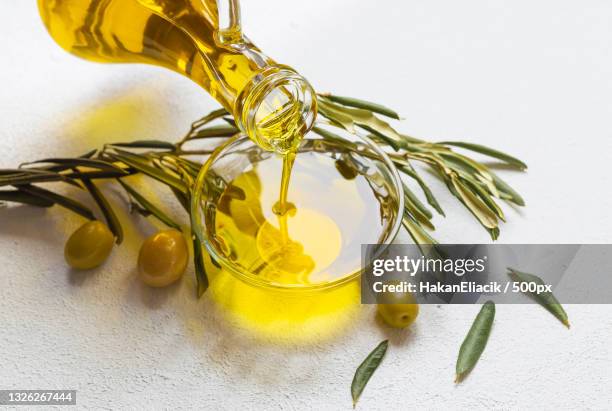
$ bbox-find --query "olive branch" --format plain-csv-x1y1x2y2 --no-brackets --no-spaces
0,93,526,297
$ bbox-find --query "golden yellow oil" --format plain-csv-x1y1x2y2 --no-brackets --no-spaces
213,150,393,287
38,0,261,110
38,0,309,152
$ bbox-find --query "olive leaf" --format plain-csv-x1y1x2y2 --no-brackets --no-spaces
187,189,209,298
461,177,506,222
351,340,388,408
312,126,358,150
456,300,495,383
190,108,228,130
318,99,403,150
222,116,237,127
317,102,356,132
402,213,437,246
20,157,127,173
363,128,403,151
117,179,181,230
80,149,98,159
404,195,436,231
491,171,525,206
108,140,175,150
188,125,239,140
439,141,527,170
0,169,38,176
439,151,494,184
0,170,82,188
81,178,123,244
18,184,95,220
192,231,209,298
397,162,445,216
507,268,569,328
450,175,498,231
67,170,133,180
0,189,54,207
109,150,188,194
403,183,433,219
319,93,400,119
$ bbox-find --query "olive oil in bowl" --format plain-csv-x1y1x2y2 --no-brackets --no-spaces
192,127,404,291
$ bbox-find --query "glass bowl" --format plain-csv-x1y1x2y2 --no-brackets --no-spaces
191,124,404,292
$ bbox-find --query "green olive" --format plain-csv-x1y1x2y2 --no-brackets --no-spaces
377,291,419,329
64,220,114,269
138,229,188,287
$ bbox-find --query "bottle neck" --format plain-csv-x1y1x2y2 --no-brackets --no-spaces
234,66,317,154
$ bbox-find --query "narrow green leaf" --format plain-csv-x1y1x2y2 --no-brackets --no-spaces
0,169,31,176
450,175,498,230
320,94,400,119
439,141,527,170
130,202,152,217
507,268,569,328
399,133,425,144
109,140,175,150
491,171,525,206
21,157,127,173
176,158,200,180
210,255,221,268
317,104,356,132
80,149,98,159
397,163,445,216
439,152,494,184
461,178,506,222
191,108,228,129
190,125,239,140
0,172,82,188
359,126,400,151
18,185,95,220
173,158,200,179
188,188,209,297
456,301,495,383
117,179,181,230
222,117,237,127
318,100,404,150
1,168,58,178
192,232,209,298
487,227,500,241
351,340,388,408
110,151,188,194
403,183,433,219
67,170,134,180
81,178,123,244
312,126,357,149
403,195,434,232
402,213,437,246
0,190,54,207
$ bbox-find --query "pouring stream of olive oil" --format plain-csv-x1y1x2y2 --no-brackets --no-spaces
39,0,391,286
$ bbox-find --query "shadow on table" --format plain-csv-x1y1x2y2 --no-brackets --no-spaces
0,205,60,243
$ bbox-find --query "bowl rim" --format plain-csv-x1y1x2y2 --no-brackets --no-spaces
191,129,405,292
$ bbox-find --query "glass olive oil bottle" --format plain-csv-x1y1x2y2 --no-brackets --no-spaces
38,0,317,153
38,0,328,282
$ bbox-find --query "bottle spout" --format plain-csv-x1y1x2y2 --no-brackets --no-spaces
215,0,243,45
236,66,318,154
213,1,318,153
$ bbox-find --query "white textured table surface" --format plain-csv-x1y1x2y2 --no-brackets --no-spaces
2,1,612,409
